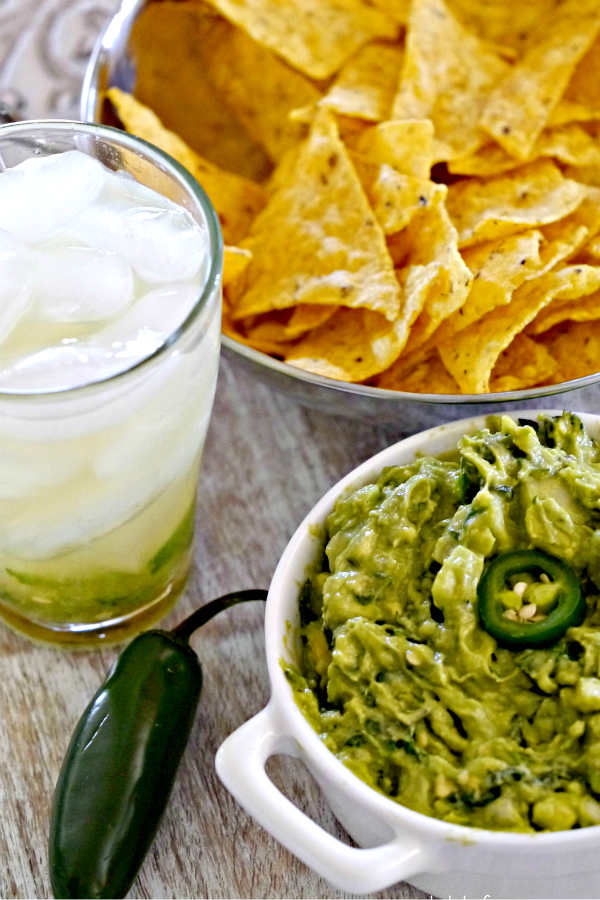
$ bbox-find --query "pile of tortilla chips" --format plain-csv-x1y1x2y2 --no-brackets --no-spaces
108,0,600,395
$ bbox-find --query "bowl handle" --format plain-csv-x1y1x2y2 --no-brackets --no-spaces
215,703,428,894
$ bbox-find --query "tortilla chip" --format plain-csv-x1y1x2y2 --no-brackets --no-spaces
273,304,338,337
223,246,252,286
446,160,587,248
389,224,583,372
288,105,377,142
538,193,600,270
439,265,600,393
548,99,600,128
376,351,459,393
353,119,434,179
317,41,403,123
562,164,600,188
107,88,266,245
129,1,270,181
450,124,600,177
489,334,557,392
528,287,600,335
284,305,418,382
537,125,600,168
562,36,600,116
444,0,557,54
201,18,320,162
239,303,338,354
540,320,600,383
582,236,600,263
392,0,509,161
448,144,526,178
200,0,398,80
461,233,542,297
537,228,588,277
394,190,473,354
347,125,438,232
243,305,337,347
284,195,461,382
356,162,441,234
480,0,600,160
228,109,400,322
222,294,297,355
266,145,301,197
421,231,544,351
222,309,290,356
379,342,433,381
369,0,410,25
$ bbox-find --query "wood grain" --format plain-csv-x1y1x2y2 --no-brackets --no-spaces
0,354,430,899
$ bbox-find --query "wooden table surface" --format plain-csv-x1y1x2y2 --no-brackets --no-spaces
0,354,429,900
0,3,429,897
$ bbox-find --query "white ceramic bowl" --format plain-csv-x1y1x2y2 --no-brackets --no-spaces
216,410,600,899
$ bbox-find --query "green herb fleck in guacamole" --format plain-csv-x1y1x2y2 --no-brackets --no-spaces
285,413,600,832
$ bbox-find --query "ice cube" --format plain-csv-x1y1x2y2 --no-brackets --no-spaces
0,344,119,391
0,329,196,393
124,207,208,284
122,207,209,283
64,201,208,284
0,150,106,243
93,404,188,479
0,446,83,499
60,166,172,249
0,230,33,341
61,202,124,256
93,347,218,481
1,409,204,559
0,275,33,344
33,245,134,323
0,345,185,443
104,168,171,209
0,230,27,257
92,355,198,479
0,473,151,559
96,282,199,356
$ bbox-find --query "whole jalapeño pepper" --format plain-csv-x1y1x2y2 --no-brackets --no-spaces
477,550,584,649
49,589,267,900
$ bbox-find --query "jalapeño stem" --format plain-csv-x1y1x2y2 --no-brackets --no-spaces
171,588,268,642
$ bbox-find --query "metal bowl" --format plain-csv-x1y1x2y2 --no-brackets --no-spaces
80,0,600,427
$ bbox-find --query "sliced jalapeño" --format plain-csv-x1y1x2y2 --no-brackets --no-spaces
477,549,585,649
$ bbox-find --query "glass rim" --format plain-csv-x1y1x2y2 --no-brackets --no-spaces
0,118,223,400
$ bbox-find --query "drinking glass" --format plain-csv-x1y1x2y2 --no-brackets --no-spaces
0,120,222,646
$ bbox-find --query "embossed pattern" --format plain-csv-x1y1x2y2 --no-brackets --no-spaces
0,0,113,118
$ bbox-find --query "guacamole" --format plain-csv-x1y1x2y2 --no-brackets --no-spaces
286,413,600,832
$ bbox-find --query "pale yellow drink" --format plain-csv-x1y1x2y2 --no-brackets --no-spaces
0,131,221,645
